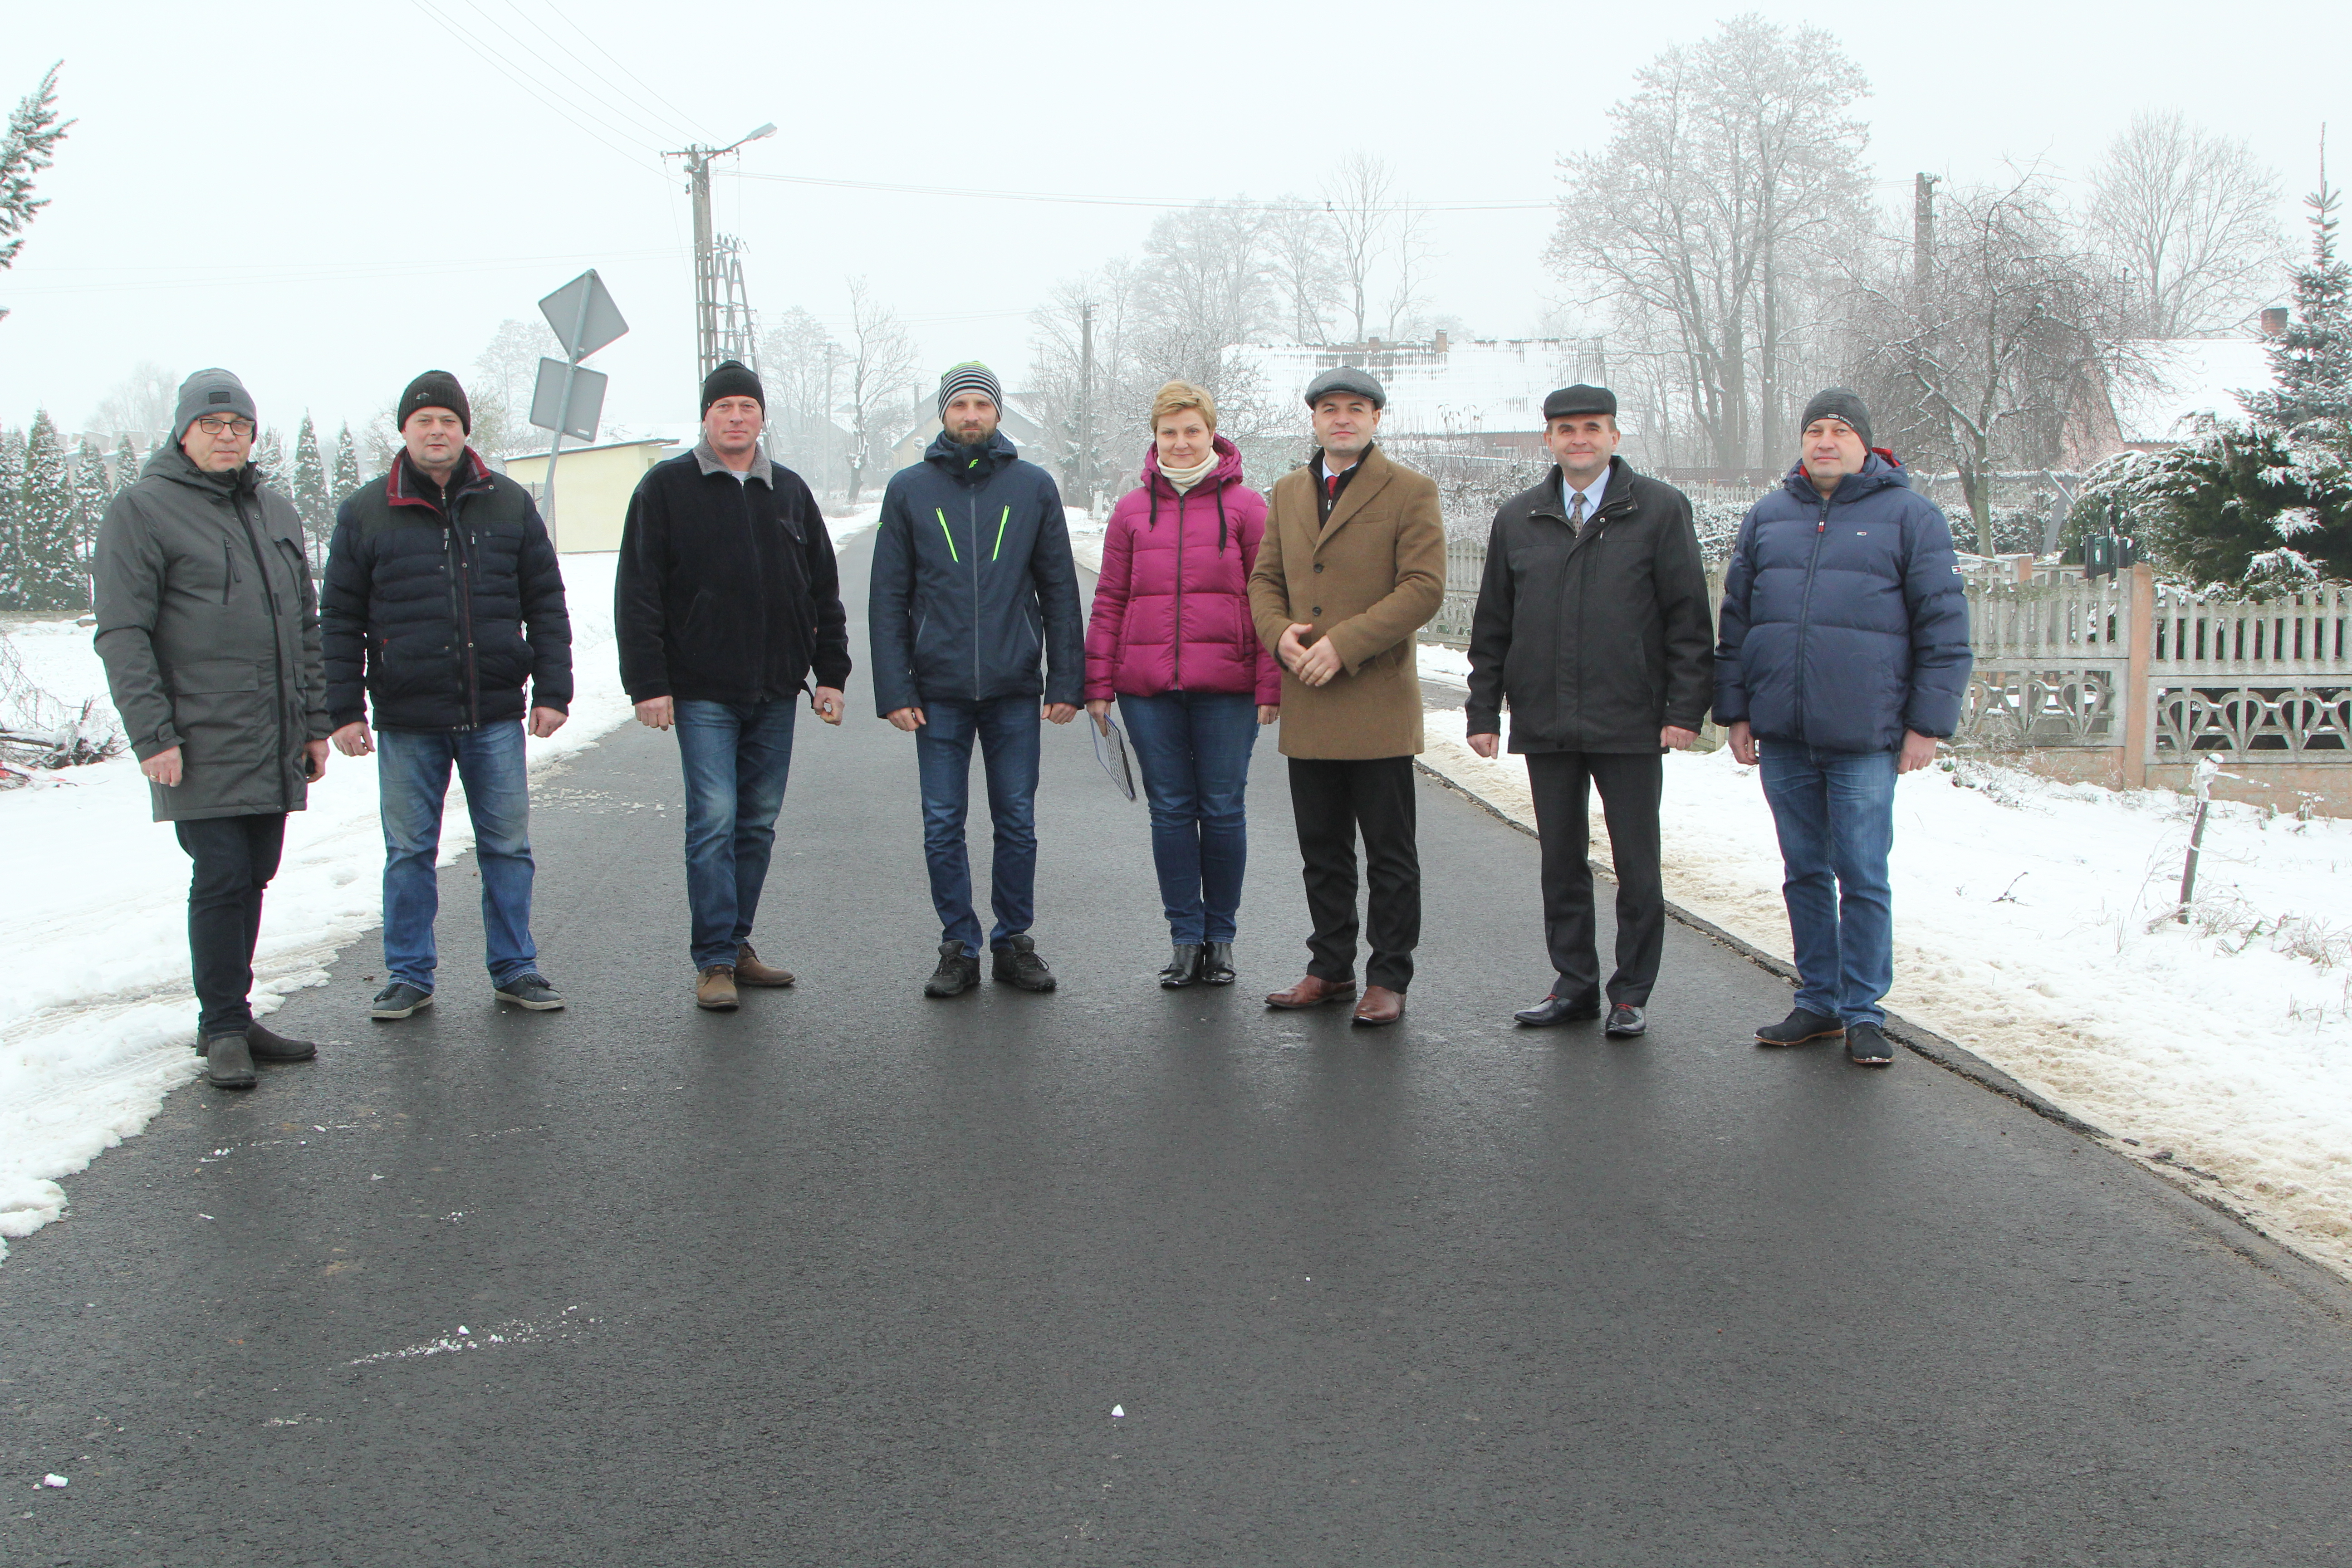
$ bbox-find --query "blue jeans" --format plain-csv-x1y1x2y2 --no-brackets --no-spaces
915,696,1040,956
675,697,799,972
1117,690,1259,944
1759,744,1898,1026
378,721,536,992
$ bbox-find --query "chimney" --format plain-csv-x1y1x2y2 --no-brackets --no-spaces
1367,336,1382,353
2261,306,2289,337
1433,330,1449,354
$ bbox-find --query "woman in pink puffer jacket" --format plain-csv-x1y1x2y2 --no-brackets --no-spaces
1084,381,1282,990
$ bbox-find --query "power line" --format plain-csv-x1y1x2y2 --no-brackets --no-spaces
10,248,686,297
455,0,697,153
409,0,667,179
725,170,1555,212
520,0,715,147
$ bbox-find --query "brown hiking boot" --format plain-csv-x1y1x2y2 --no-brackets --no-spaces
735,943,795,987
696,965,740,1011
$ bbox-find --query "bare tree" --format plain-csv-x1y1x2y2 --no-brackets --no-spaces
469,318,565,458
1853,175,2142,553
87,362,181,446
1383,200,1436,340
841,278,917,503
1026,263,1148,503
1547,15,1870,472
759,305,846,491
1263,196,1343,344
2087,111,2289,338
1323,152,1397,343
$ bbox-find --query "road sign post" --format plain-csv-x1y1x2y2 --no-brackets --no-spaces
529,270,628,547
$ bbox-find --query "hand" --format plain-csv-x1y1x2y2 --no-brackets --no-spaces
1295,639,1343,687
1468,732,1500,760
1661,725,1698,751
1044,703,1078,725
304,738,330,781
141,746,183,787
1256,705,1279,726
634,696,674,731
529,706,567,739
1898,729,1940,774
1728,720,1758,766
1086,698,1113,734
811,687,845,726
885,707,926,732
331,721,373,758
1276,622,1312,673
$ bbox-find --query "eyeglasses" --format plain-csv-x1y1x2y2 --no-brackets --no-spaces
196,416,255,437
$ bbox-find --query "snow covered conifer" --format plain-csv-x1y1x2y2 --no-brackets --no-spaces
0,426,22,609
69,434,108,598
109,432,138,495
16,410,84,611
331,421,358,507
2240,168,2352,448
293,413,330,570
255,427,287,500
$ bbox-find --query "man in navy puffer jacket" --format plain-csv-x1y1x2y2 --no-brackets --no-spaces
871,363,1083,998
1715,388,1970,1066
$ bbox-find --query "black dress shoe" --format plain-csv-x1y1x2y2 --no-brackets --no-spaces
1604,1003,1647,1038
1160,944,1204,988
1198,942,1236,985
1513,994,1602,1027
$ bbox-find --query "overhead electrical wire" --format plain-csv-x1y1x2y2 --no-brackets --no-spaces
725,169,1554,212
452,0,697,153
521,0,717,148
408,0,668,179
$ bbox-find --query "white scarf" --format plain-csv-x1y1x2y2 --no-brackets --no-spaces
1159,449,1218,493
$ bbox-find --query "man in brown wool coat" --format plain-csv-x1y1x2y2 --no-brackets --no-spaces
1248,366,1446,1026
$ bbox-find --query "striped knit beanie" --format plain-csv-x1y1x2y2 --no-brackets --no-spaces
936,361,1002,417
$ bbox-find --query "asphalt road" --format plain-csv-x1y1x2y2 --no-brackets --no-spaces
5,533,2350,1567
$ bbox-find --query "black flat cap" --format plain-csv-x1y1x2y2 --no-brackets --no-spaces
1543,384,1617,421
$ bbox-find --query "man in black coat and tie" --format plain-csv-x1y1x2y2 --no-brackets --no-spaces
1465,385,1715,1036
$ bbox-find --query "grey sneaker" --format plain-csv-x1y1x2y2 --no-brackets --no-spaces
1846,1021,1894,1066
201,1032,256,1088
494,974,566,1010
991,934,1057,993
370,983,434,1020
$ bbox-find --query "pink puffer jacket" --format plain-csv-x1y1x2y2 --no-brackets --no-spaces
1085,438,1280,704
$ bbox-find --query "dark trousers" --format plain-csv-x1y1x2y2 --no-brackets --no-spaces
173,813,287,1037
1287,756,1419,992
1526,750,1665,1006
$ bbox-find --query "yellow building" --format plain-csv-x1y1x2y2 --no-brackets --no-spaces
500,439,678,554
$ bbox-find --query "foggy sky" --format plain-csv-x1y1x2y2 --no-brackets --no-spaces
3,0,2344,449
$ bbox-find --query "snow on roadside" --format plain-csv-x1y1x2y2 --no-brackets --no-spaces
1419,704,2352,1279
0,553,632,1259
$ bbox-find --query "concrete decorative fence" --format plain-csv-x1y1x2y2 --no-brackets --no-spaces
1427,543,2352,814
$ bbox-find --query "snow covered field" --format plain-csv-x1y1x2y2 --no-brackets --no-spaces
1417,699,2352,1279
0,510,879,1261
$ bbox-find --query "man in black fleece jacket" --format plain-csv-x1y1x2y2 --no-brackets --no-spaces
615,360,851,1011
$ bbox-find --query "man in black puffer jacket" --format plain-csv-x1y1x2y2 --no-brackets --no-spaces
1466,384,1714,1039
322,371,573,1022
1715,388,1971,1068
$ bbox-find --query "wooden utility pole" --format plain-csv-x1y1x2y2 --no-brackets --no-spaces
1913,172,1939,292
1078,301,1095,511
664,124,775,384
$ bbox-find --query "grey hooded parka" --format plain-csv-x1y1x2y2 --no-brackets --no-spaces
93,443,331,822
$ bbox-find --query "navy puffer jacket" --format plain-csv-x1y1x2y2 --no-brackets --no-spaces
1714,453,1971,753
322,450,571,732
868,429,1083,715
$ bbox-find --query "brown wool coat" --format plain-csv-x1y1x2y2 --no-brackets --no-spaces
1248,445,1446,760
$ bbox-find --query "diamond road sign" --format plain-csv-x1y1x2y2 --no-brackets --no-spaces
529,358,608,443
538,270,627,362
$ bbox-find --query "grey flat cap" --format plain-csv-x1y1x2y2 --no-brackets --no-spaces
1303,365,1386,410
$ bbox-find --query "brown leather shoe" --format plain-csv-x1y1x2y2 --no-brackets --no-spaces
696,965,740,1011
735,943,796,987
1264,975,1357,1010
1352,985,1405,1026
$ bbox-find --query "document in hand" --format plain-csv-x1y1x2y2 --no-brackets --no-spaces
1091,711,1137,802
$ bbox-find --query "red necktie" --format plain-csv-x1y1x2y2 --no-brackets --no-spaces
1325,473,1339,500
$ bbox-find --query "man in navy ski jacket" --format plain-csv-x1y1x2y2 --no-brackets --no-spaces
1715,388,1970,1067
870,363,1083,998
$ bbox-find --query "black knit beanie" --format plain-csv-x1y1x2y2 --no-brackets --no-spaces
701,359,765,416
1799,387,1872,451
397,370,471,434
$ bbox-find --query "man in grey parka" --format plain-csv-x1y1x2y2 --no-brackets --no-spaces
94,368,333,1089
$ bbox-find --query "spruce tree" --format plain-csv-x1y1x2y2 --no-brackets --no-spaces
0,427,23,609
293,413,330,569
332,421,358,503
110,431,138,495
2240,168,2352,447
18,411,83,611
255,427,288,500
69,434,108,603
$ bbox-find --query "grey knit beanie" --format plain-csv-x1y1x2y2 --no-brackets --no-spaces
1799,387,1872,451
937,362,1002,417
173,368,257,439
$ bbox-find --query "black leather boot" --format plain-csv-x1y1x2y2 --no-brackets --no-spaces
1198,942,1236,985
1159,944,1204,989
